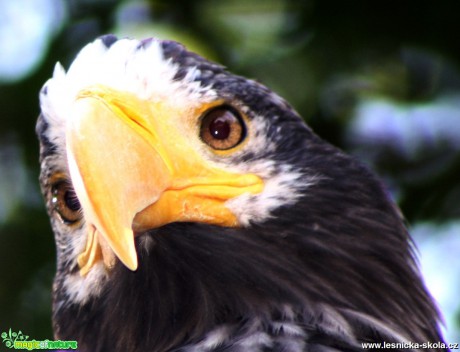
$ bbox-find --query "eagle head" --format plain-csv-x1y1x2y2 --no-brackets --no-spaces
37,35,447,351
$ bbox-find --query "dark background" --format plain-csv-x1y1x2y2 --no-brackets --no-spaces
0,0,459,345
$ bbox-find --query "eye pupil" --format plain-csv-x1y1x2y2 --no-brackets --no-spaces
64,189,81,212
200,107,246,150
209,117,231,140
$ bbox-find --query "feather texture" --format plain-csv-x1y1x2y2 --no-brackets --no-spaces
37,36,448,351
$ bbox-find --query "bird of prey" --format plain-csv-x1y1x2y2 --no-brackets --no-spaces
37,35,448,352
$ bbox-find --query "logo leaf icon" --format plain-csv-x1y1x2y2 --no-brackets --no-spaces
1,328,25,349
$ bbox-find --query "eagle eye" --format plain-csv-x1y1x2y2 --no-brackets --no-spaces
200,107,246,150
51,181,82,224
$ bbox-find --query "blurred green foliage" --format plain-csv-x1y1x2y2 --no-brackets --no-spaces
0,0,459,343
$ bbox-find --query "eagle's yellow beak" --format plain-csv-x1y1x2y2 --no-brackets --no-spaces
66,86,263,275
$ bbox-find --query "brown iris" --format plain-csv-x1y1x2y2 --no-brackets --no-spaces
200,107,246,150
52,181,82,224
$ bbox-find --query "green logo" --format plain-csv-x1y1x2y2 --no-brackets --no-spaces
1,329,77,350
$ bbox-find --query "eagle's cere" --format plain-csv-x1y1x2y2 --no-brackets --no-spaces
37,35,448,351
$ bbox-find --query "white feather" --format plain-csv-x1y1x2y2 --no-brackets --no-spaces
40,37,216,157
40,36,316,304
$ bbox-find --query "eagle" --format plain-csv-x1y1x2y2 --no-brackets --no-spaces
37,35,448,351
